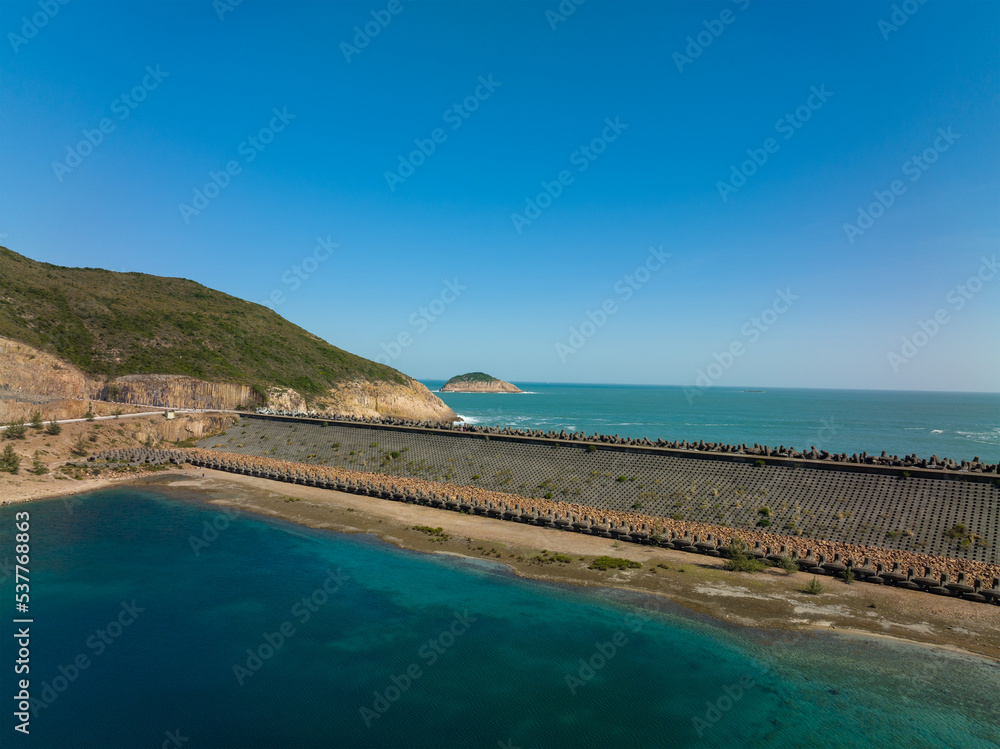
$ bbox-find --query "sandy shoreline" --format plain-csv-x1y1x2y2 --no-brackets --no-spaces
8,465,999,664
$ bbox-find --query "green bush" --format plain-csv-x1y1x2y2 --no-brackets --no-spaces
842,566,855,584
31,451,49,475
45,420,62,435
804,576,824,595
29,411,43,429
70,435,89,457
724,539,766,573
0,444,20,473
772,557,798,574
412,526,449,540
754,459,766,467
586,444,598,453
4,421,27,439
589,556,642,571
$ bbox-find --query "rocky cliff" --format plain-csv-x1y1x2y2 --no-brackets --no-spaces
0,336,457,423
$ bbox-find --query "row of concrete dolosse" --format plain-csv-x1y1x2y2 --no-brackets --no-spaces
252,409,999,476
89,447,1000,605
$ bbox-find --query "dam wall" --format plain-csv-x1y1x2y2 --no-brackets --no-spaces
197,415,1000,565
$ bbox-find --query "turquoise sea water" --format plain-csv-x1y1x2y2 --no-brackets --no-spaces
424,383,1000,464
2,488,998,748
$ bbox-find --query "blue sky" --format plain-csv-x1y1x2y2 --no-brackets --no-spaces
2,0,997,392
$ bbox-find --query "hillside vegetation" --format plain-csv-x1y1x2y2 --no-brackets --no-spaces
444,372,499,386
0,246,406,397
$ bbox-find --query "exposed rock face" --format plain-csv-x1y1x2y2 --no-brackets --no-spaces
316,379,458,422
266,387,308,413
89,374,259,410
440,373,523,393
0,338,88,398
0,336,456,423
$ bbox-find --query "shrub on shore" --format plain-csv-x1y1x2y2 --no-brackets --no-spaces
45,420,62,435
589,556,641,571
772,557,799,574
0,444,20,473
29,411,43,429
724,539,766,573
805,576,824,595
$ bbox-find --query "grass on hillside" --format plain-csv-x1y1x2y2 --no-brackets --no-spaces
0,246,408,396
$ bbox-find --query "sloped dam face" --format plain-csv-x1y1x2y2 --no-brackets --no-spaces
198,415,999,566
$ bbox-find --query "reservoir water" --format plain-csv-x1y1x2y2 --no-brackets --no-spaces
2,488,998,748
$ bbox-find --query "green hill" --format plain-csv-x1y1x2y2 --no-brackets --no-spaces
0,246,407,396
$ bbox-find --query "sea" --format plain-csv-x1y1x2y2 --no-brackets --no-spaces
2,488,999,749
423,383,1000,464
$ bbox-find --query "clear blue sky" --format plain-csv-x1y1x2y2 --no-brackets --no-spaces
2,0,997,392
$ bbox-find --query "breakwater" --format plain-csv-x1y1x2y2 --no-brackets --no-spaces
199,415,1000,565
88,446,1000,607
254,408,1000,477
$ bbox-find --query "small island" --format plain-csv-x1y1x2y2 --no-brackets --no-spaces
440,372,524,393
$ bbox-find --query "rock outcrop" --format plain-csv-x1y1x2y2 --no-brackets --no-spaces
315,379,457,422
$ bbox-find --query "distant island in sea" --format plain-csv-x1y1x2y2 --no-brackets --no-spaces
439,372,524,393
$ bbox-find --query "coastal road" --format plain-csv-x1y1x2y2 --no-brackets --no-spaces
0,407,235,431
